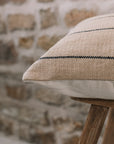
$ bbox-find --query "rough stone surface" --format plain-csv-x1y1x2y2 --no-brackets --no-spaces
63,135,79,144
65,9,96,27
19,36,34,49
6,85,30,100
36,87,66,105
19,124,30,141
53,117,83,132
0,0,26,5
8,14,35,31
38,0,54,2
0,105,19,119
0,16,6,33
0,133,29,144
40,8,57,29
0,41,17,64
19,107,50,125
37,35,62,50
0,117,13,135
21,56,34,65
30,131,56,144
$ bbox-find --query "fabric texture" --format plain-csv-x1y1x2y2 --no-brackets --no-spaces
25,80,114,100
31,80,114,100
23,13,114,81
23,13,114,100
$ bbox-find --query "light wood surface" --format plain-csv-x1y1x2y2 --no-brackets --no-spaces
71,97,114,144
78,104,109,144
102,108,114,144
71,97,114,108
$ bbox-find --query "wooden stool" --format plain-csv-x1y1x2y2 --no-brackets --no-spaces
71,97,114,144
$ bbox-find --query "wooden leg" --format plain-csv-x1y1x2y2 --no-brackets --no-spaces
79,104,109,144
102,108,114,144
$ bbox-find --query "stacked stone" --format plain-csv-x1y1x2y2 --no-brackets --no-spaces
0,0,113,143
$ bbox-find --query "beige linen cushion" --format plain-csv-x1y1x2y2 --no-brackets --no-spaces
23,13,114,100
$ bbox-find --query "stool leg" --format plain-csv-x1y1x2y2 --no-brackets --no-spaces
79,104,109,144
102,108,114,144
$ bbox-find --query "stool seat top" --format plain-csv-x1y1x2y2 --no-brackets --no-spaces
71,97,114,108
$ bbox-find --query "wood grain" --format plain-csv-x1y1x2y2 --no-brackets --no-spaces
71,97,114,108
102,108,114,144
79,104,109,144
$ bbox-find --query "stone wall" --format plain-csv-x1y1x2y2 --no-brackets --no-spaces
0,0,114,143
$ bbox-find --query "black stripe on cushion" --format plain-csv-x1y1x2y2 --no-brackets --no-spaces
71,27,114,34
40,56,114,60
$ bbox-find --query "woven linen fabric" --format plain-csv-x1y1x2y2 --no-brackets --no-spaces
23,13,114,81
27,80,114,100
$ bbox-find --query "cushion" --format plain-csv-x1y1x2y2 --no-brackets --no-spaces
28,80,114,100
23,13,114,100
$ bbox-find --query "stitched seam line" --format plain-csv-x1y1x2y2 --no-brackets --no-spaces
70,27,114,34
40,56,114,60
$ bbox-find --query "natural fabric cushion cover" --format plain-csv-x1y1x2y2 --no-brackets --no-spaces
23,13,114,100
